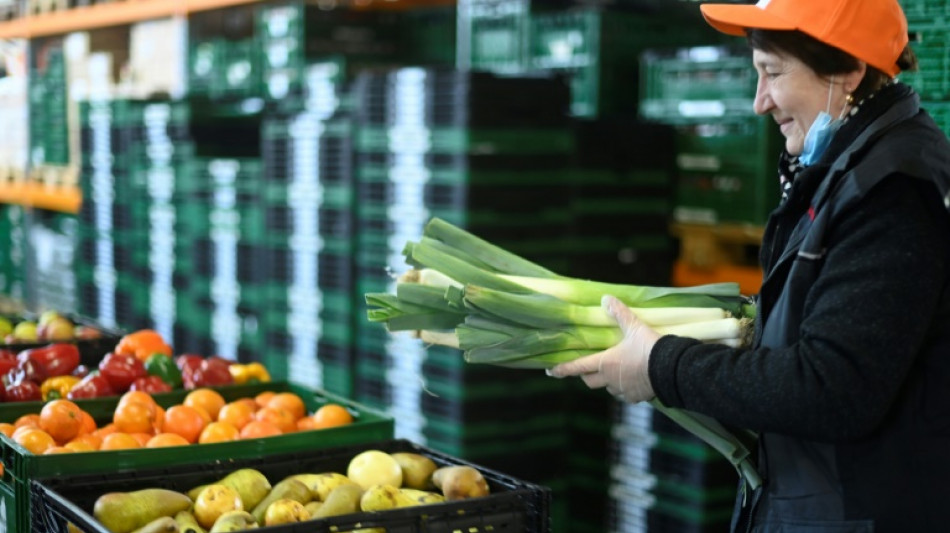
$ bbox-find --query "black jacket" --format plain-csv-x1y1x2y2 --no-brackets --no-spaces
649,85,950,532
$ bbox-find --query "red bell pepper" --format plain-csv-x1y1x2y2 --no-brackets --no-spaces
8,358,48,385
16,343,81,377
98,352,147,393
5,380,41,402
186,356,234,388
129,375,173,394
67,373,115,399
0,350,17,377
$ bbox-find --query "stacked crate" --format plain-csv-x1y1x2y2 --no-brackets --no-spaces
0,204,27,301
900,0,950,138
350,66,576,525
257,60,356,396
608,403,740,533
29,42,69,168
562,117,678,532
457,0,531,72
640,46,782,227
75,99,193,334
527,7,726,118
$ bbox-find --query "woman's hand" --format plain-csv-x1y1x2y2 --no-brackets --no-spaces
548,295,661,403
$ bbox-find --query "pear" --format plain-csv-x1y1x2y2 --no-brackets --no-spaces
284,472,351,501
347,450,402,490
94,489,192,533
359,484,417,512
430,466,490,501
303,501,323,516
310,483,363,518
399,488,445,505
189,469,271,511
391,453,438,490
130,516,179,533
173,510,207,533
208,510,258,532
250,478,310,524
193,485,243,530
263,499,310,526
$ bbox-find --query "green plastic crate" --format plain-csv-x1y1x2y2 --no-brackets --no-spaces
0,382,392,533
923,100,950,138
900,20,950,100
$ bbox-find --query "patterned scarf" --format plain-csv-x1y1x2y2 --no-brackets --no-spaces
777,79,908,203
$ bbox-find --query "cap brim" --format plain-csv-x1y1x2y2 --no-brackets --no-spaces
700,4,798,36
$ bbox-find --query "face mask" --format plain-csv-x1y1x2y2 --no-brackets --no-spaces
799,76,847,166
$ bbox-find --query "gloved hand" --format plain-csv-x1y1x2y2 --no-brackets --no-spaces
547,295,661,403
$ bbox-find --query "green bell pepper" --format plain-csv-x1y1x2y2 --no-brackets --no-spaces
145,352,183,389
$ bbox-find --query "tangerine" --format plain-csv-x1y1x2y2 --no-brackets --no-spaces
146,433,191,448
199,421,240,443
266,392,306,420
311,404,354,429
113,401,158,435
0,422,15,437
78,410,97,435
239,420,282,439
163,405,206,443
39,399,84,444
130,432,153,447
296,416,317,431
254,407,296,433
63,440,97,452
217,401,255,430
14,414,40,429
118,390,157,409
254,391,276,409
100,432,142,450
43,446,73,454
68,433,102,450
184,388,226,421
14,428,56,454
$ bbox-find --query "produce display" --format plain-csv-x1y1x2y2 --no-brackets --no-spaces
364,217,762,491
87,450,486,532
0,311,102,345
0,327,272,403
0,388,354,454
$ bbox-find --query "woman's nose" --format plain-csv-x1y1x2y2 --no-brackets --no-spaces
753,78,772,115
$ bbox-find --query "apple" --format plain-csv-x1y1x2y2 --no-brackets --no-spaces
39,317,75,341
12,321,38,341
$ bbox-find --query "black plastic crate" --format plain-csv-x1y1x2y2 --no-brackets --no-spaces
30,437,551,533
0,312,124,369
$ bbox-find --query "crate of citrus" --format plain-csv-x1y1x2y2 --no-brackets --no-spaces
0,382,393,533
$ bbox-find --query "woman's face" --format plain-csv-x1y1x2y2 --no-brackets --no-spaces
752,49,846,156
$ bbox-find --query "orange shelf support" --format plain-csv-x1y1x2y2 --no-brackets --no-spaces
0,0,264,39
672,260,763,297
0,182,81,213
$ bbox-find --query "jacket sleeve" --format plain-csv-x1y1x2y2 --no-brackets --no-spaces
648,176,950,441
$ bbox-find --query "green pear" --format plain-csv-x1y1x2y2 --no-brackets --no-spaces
284,472,351,501
310,484,363,518
174,510,207,533
391,453,438,490
189,469,271,511
250,478,310,524
130,516,179,533
11,320,37,341
0,317,13,338
94,489,192,533
208,510,258,532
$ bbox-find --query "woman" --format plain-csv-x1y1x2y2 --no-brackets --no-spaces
549,0,950,531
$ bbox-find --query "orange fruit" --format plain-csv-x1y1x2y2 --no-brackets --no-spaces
296,417,317,431
118,390,157,409
184,389,226,421
162,405,206,444
68,433,102,450
14,428,56,454
146,433,191,448
254,391,276,409
113,401,158,435
93,423,118,440
14,414,40,429
199,421,240,444
217,401,255,430
100,432,142,450
77,410,97,435
234,397,259,413
254,407,296,433
44,446,73,454
239,420,282,439
266,392,306,421
130,432,153,447
0,422,16,437
311,404,354,429
39,399,85,444
63,440,97,452
192,405,212,426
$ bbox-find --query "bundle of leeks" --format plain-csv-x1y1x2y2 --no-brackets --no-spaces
365,217,762,492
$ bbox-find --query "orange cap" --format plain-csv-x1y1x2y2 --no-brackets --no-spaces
700,0,908,76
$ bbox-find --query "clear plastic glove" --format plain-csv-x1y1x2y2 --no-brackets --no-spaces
547,294,661,403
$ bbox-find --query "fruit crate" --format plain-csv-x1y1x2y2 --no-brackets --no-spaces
0,382,392,533
0,313,124,369
901,20,950,100
30,438,550,533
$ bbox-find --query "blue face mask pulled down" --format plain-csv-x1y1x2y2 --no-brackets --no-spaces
799,77,846,167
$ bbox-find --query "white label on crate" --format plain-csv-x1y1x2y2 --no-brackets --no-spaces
677,153,721,171
678,100,726,118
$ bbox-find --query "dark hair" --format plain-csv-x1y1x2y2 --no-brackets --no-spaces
746,29,918,101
